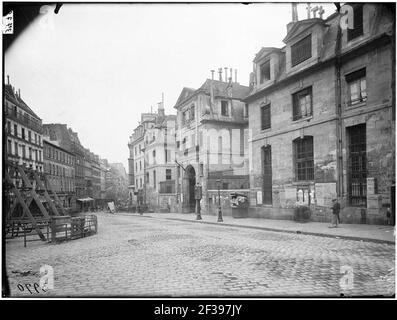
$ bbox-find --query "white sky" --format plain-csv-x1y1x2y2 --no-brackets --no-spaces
4,2,336,169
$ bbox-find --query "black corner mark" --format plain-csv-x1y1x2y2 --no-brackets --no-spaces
54,3,63,14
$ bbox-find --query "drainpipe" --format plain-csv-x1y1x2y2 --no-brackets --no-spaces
335,11,344,201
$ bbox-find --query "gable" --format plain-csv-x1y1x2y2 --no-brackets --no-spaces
174,87,196,108
283,18,325,43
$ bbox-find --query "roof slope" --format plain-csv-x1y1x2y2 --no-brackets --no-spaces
4,84,41,119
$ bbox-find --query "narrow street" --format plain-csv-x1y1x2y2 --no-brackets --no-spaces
5,212,395,297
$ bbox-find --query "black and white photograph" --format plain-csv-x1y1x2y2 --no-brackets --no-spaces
1,1,395,301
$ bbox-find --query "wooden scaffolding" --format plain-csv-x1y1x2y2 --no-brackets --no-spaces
4,161,67,241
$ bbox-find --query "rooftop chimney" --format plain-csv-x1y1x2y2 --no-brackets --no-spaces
235,69,238,83
158,92,165,117
18,88,21,98
287,3,299,33
218,68,223,82
211,70,215,80
224,67,228,82
230,68,233,81
7,75,9,85
292,3,298,22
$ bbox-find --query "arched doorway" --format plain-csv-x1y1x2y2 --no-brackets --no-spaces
185,165,196,212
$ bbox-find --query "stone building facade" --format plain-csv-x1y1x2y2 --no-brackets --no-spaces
244,3,395,224
4,78,44,176
43,124,86,199
128,112,156,208
43,137,76,209
127,102,178,212
174,75,251,215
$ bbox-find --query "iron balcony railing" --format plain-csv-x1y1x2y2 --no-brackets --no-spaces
4,106,43,133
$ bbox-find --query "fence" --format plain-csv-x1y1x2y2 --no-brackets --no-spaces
5,215,98,247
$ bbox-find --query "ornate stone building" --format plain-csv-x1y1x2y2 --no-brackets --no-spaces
174,73,251,215
244,3,395,224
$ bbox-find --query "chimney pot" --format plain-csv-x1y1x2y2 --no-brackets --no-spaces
218,68,223,81
235,69,238,83
211,70,215,80
224,67,228,82
7,75,10,85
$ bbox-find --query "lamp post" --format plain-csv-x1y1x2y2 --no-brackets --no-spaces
195,182,202,220
216,179,223,222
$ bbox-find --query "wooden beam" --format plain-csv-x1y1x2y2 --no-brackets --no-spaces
32,171,60,216
43,175,67,216
4,171,46,241
17,166,50,219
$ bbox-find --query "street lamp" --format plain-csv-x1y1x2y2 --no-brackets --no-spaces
195,182,202,220
216,179,223,222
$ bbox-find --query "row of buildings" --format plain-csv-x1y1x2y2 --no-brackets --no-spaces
127,3,395,224
4,80,128,211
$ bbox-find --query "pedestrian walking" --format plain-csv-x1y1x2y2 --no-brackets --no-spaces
330,198,340,228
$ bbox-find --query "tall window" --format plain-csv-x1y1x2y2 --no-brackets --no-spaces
136,162,138,172
7,121,11,134
29,147,32,159
261,104,271,130
7,140,12,154
190,105,195,120
152,150,156,164
347,4,363,41
28,131,31,142
291,34,312,67
346,68,367,106
139,161,142,170
153,170,156,188
221,100,229,116
14,142,18,156
294,136,314,181
14,124,18,137
21,128,25,140
165,149,171,163
293,87,312,120
166,169,172,180
140,178,142,188
260,60,271,84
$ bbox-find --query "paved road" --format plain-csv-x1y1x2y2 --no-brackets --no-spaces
5,212,395,297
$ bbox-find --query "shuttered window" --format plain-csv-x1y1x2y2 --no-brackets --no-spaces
291,34,312,67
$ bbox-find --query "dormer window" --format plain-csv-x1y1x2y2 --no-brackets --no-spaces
260,60,271,84
221,100,229,116
291,34,312,67
347,4,363,41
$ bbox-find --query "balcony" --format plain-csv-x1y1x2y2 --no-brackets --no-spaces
159,180,175,194
4,106,43,133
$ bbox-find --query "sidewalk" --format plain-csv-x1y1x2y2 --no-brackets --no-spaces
126,212,395,244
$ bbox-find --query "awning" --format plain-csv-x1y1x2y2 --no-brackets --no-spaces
77,197,94,202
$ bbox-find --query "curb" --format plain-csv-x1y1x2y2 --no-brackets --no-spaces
161,217,395,245
112,212,395,245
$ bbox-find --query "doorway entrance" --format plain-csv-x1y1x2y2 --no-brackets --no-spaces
186,165,196,212
347,124,367,206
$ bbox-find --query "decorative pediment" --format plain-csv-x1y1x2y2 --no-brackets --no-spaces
174,87,196,109
283,18,325,44
253,47,280,63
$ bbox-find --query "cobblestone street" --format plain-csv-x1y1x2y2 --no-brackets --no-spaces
5,212,395,297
